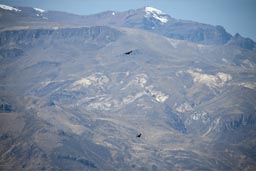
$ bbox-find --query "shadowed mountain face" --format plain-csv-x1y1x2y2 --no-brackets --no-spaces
0,4,256,171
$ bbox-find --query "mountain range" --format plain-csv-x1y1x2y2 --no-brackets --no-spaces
1,4,255,50
0,4,256,171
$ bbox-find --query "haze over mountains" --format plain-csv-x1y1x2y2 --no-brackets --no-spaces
0,4,256,171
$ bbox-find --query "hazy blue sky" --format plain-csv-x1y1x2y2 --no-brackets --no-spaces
1,0,255,40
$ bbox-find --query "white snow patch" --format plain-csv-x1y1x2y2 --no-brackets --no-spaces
145,7,164,14
73,78,92,87
0,4,21,12
122,92,145,105
185,111,210,125
122,73,147,90
112,12,115,16
144,6,168,23
135,74,148,88
33,7,45,13
71,74,109,90
238,82,256,89
145,85,168,103
176,103,193,113
190,111,210,124
187,69,232,89
133,74,168,103
86,91,146,111
216,72,232,82
88,101,112,111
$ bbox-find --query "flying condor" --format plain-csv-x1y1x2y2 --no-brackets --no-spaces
136,133,142,138
124,50,133,55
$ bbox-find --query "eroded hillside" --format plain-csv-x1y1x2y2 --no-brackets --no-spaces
0,25,256,170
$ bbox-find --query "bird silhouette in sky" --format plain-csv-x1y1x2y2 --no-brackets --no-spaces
125,50,133,55
136,133,142,138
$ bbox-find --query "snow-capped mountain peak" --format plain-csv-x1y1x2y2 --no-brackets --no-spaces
144,6,168,23
145,6,165,15
0,4,21,12
33,7,45,13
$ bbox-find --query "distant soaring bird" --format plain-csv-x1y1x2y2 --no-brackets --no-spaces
124,50,133,55
136,133,142,138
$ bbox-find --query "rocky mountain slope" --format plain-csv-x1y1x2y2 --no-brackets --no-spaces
0,4,256,171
